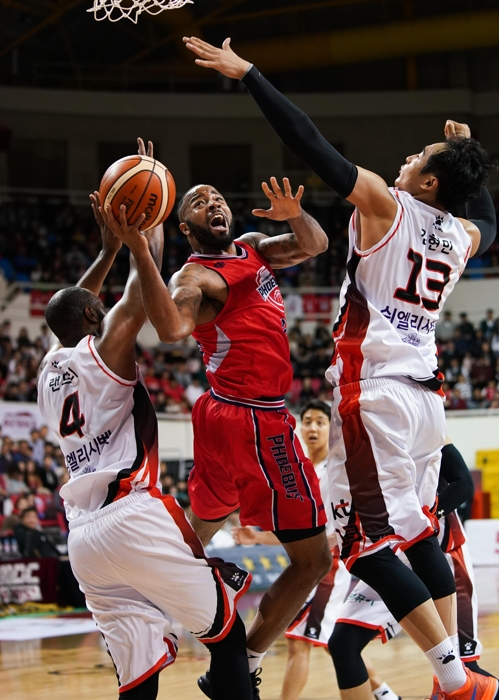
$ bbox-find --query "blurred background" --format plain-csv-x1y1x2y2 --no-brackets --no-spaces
0,0,499,618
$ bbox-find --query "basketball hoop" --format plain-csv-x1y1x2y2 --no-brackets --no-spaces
87,0,193,23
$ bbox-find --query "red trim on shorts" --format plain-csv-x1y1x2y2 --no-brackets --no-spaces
343,535,404,571
338,378,396,565
284,629,329,647
118,649,174,694
335,619,389,644
87,336,137,387
396,525,436,552
158,492,206,560
201,571,252,645
155,491,252,644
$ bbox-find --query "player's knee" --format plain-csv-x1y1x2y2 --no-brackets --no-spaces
314,541,333,579
328,623,371,690
287,638,310,659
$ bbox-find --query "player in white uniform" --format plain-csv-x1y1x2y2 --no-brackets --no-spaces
181,38,497,700
37,140,253,700
232,400,398,700
330,441,496,690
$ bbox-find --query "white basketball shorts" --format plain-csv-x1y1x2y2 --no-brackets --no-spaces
285,552,351,646
328,376,446,569
67,490,251,694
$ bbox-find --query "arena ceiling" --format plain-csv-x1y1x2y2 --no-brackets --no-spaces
0,0,498,93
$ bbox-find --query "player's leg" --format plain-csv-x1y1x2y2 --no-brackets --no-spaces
242,406,331,657
403,534,458,638
188,511,230,547
280,639,311,700
329,623,378,700
120,672,159,700
350,547,498,699
364,655,401,700
448,543,496,679
205,613,253,700
245,528,331,656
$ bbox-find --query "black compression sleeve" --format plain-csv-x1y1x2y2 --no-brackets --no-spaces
437,444,474,517
241,65,358,198
466,187,497,257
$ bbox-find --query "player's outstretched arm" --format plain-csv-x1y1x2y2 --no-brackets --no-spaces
93,138,165,379
77,191,122,295
240,177,328,268
444,121,497,258
183,37,397,234
103,207,204,344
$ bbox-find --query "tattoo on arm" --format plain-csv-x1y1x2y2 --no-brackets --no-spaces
256,233,305,266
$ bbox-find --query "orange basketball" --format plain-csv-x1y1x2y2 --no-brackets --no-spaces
99,155,176,231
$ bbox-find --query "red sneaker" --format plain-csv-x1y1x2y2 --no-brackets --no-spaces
430,676,442,700
442,669,498,700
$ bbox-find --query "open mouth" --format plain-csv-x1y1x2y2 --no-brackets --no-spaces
209,212,228,233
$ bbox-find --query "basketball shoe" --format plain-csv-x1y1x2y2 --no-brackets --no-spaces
197,667,262,699
429,668,498,700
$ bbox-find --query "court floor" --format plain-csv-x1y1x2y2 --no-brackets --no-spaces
2,567,499,700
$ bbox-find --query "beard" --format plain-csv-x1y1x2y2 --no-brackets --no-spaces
186,217,236,252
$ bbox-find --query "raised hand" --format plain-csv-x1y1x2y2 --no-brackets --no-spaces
183,36,250,80
252,177,305,221
137,137,154,158
444,120,471,140
90,191,122,255
101,203,147,257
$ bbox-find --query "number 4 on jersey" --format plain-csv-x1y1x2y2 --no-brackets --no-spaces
60,391,85,438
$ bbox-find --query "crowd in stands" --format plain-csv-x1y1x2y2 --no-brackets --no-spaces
2,306,499,412
0,425,188,559
1,194,499,411
0,197,350,290
436,309,499,410
1,195,499,291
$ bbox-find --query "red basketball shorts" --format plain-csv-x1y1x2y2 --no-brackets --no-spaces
189,390,326,533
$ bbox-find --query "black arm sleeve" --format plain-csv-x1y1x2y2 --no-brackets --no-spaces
466,187,497,257
437,444,474,517
241,65,358,199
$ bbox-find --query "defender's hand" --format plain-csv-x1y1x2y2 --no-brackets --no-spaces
101,204,147,256
90,191,122,255
232,526,260,545
252,177,304,221
445,120,471,140
183,36,250,80
137,137,154,158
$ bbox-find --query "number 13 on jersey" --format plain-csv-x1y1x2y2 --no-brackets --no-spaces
394,248,451,312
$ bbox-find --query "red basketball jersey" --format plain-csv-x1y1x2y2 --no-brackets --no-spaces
187,241,292,400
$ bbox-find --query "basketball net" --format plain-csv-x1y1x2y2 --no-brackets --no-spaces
87,0,193,23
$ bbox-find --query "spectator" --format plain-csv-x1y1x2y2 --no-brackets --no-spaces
13,507,60,558
480,309,498,340
37,455,60,492
435,310,455,343
458,312,476,342
5,465,29,495
29,428,46,466
185,377,205,407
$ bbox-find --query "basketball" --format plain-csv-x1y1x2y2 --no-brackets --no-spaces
99,154,176,231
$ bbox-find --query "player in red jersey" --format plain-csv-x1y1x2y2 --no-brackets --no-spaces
103,176,332,693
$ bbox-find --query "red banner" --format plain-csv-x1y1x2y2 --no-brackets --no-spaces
0,558,59,604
